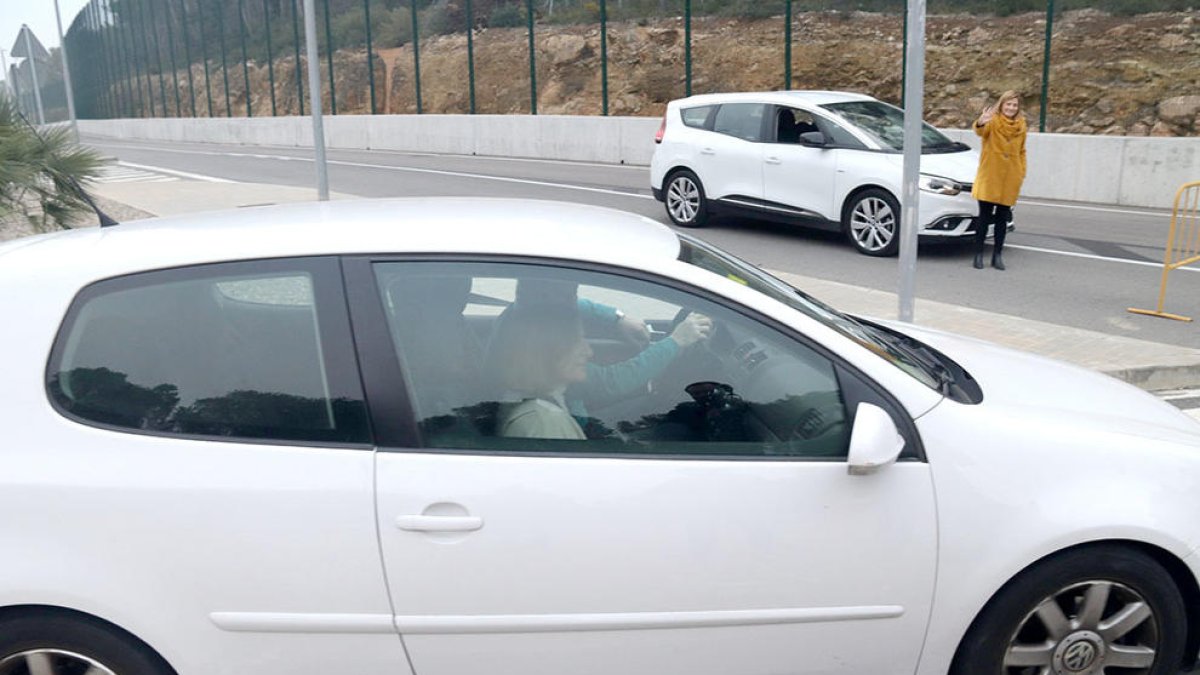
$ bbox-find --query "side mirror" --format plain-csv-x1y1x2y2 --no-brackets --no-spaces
799,131,827,147
846,403,905,476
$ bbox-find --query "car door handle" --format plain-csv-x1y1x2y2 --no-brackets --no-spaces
395,515,484,532
700,147,716,155
765,156,783,165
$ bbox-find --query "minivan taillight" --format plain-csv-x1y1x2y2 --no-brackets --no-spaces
654,114,667,144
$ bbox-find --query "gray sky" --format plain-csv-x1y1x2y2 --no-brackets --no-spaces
1,0,91,83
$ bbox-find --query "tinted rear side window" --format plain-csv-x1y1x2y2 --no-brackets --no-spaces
47,259,369,444
713,103,766,142
680,105,714,129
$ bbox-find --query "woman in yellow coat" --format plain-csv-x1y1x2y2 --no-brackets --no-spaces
971,90,1027,270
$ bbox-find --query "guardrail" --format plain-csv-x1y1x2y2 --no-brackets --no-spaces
79,115,1200,209
1128,180,1200,321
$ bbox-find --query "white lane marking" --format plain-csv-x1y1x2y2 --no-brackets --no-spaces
1019,199,1171,218
92,148,1198,274
89,139,648,170
323,158,654,200
1004,243,1200,273
117,160,233,183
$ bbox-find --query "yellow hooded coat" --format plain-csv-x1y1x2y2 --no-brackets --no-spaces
971,114,1027,207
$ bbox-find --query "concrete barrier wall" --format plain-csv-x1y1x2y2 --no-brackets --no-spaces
81,115,1198,209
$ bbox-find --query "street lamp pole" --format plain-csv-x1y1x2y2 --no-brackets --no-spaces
897,0,926,323
302,0,329,201
54,0,80,141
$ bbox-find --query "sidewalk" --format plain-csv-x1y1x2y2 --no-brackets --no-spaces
91,177,1200,392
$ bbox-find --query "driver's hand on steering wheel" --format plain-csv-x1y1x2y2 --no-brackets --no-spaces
616,313,651,347
671,313,713,348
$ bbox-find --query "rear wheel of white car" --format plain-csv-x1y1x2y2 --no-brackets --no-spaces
950,545,1186,675
0,612,174,675
843,188,900,256
664,170,709,228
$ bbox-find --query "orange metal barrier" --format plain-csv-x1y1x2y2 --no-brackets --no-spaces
1129,180,1200,322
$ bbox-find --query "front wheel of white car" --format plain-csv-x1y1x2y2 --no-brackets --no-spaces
0,612,175,675
950,545,1186,675
843,188,900,256
663,170,709,228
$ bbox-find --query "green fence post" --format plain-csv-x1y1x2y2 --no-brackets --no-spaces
901,5,907,103
264,0,277,115
600,0,607,115
410,0,422,113
156,0,182,115
322,0,336,114
364,0,376,114
1039,0,1054,132
784,0,791,90
134,0,161,116
192,0,215,117
114,1,134,117
291,0,304,115
238,0,252,116
684,0,691,97
526,0,536,114
216,0,234,116
99,2,122,117
120,2,145,116
177,0,198,117
466,0,475,114
145,0,171,115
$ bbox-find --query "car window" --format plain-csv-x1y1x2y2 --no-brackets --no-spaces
773,107,821,144
374,261,852,460
712,103,766,142
47,260,370,444
814,115,868,149
680,105,713,129
820,100,954,152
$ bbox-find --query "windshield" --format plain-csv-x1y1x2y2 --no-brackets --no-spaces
677,235,941,391
820,100,959,153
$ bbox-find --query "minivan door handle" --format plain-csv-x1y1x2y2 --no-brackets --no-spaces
700,147,716,155
765,156,783,165
395,515,484,532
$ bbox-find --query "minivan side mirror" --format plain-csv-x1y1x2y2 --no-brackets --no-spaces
799,131,827,147
846,403,905,476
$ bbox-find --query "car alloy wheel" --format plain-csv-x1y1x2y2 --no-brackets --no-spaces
0,648,118,675
664,171,708,228
847,191,899,256
950,546,1185,675
1004,580,1159,674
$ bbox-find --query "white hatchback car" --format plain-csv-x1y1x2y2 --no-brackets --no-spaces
2,198,1198,675
651,90,1008,256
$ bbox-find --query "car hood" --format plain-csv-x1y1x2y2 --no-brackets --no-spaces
880,320,1200,443
887,150,980,184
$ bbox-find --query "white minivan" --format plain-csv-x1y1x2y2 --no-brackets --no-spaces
650,90,1008,256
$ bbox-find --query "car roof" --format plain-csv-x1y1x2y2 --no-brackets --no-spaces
0,198,683,286
671,90,877,109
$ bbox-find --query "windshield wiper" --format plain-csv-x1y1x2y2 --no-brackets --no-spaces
862,323,955,396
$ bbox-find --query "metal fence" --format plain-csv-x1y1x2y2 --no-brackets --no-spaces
40,0,1188,134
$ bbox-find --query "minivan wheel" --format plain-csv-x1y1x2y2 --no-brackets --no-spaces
0,613,174,675
664,170,709,228
950,545,1186,675
844,188,900,256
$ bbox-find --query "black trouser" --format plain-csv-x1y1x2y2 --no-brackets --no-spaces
975,200,1011,252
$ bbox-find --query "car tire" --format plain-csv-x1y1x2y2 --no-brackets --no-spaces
843,188,900,256
0,611,175,675
950,545,1186,675
663,170,709,228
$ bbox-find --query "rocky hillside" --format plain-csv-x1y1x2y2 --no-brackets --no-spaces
156,8,1198,135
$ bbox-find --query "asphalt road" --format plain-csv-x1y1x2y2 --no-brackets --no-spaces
84,136,1200,349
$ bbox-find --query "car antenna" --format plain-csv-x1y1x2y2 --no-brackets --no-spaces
14,108,119,228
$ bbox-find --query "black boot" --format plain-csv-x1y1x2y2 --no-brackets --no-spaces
992,250,1006,271
973,252,984,269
